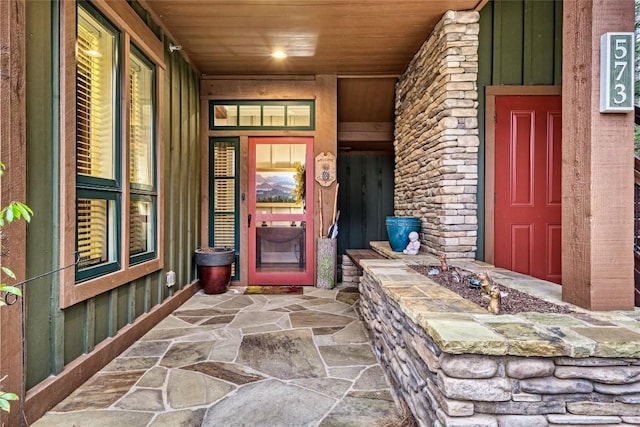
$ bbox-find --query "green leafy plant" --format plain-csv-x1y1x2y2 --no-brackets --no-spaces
0,161,33,413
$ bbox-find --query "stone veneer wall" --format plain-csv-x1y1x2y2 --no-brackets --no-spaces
359,273,640,427
394,11,480,259
341,256,360,285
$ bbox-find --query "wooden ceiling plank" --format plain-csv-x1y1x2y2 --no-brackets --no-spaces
143,0,478,75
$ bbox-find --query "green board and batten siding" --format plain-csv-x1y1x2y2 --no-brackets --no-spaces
336,154,395,255
476,0,562,260
25,1,200,388
25,0,58,385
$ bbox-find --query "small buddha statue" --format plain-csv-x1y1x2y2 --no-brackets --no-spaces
403,231,420,255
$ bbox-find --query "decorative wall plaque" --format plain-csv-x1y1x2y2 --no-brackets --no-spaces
315,152,336,187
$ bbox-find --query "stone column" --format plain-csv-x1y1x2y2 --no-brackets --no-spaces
394,11,480,259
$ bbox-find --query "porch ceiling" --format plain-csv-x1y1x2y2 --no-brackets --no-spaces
139,0,486,77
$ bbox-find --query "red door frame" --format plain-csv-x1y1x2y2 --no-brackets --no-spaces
484,86,562,267
248,136,315,285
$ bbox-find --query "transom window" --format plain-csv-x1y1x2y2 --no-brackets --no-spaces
209,100,314,130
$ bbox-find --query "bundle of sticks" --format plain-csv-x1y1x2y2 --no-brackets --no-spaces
319,183,339,239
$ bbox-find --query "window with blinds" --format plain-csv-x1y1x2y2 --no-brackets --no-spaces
129,47,156,264
75,2,158,281
77,197,112,268
76,4,120,279
210,138,239,279
129,196,153,258
76,7,116,181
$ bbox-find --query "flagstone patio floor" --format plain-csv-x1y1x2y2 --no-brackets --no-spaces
33,284,406,427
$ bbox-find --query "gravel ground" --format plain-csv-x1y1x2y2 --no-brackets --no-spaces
410,265,574,315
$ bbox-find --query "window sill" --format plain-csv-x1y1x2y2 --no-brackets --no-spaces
59,257,163,309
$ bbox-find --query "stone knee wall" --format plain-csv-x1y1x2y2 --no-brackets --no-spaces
359,272,640,427
341,255,361,285
394,10,480,259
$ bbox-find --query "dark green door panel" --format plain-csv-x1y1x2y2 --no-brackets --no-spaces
337,154,394,255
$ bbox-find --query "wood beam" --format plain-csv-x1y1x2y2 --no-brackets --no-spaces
561,0,635,310
0,1,27,425
338,122,394,143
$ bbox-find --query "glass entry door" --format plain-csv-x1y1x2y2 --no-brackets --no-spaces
248,137,314,285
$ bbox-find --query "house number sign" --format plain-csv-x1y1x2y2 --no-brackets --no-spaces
600,32,634,113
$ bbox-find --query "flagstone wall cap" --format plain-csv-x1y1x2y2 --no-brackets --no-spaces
360,245,640,358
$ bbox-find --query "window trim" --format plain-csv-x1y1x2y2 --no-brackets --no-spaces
59,0,165,308
209,100,315,131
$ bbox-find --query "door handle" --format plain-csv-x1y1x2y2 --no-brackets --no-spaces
248,214,252,228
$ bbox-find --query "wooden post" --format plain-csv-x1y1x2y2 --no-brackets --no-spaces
0,0,27,425
562,0,635,310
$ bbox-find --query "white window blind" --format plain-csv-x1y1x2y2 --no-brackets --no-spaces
76,6,118,275
76,9,115,180
129,198,151,256
129,52,154,188
212,141,238,276
77,198,111,269
213,143,236,249
129,49,156,262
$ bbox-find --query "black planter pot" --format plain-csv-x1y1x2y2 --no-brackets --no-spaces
195,247,235,294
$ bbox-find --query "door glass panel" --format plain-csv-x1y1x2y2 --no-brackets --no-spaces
254,143,307,274
255,144,306,216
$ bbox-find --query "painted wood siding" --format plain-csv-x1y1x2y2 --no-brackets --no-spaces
476,0,562,260
481,0,562,86
336,154,394,255
25,1,200,388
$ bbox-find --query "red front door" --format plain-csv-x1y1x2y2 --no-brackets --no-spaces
248,137,314,285
495,95,562,284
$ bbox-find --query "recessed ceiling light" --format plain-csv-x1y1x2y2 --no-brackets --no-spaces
271,50,288,59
